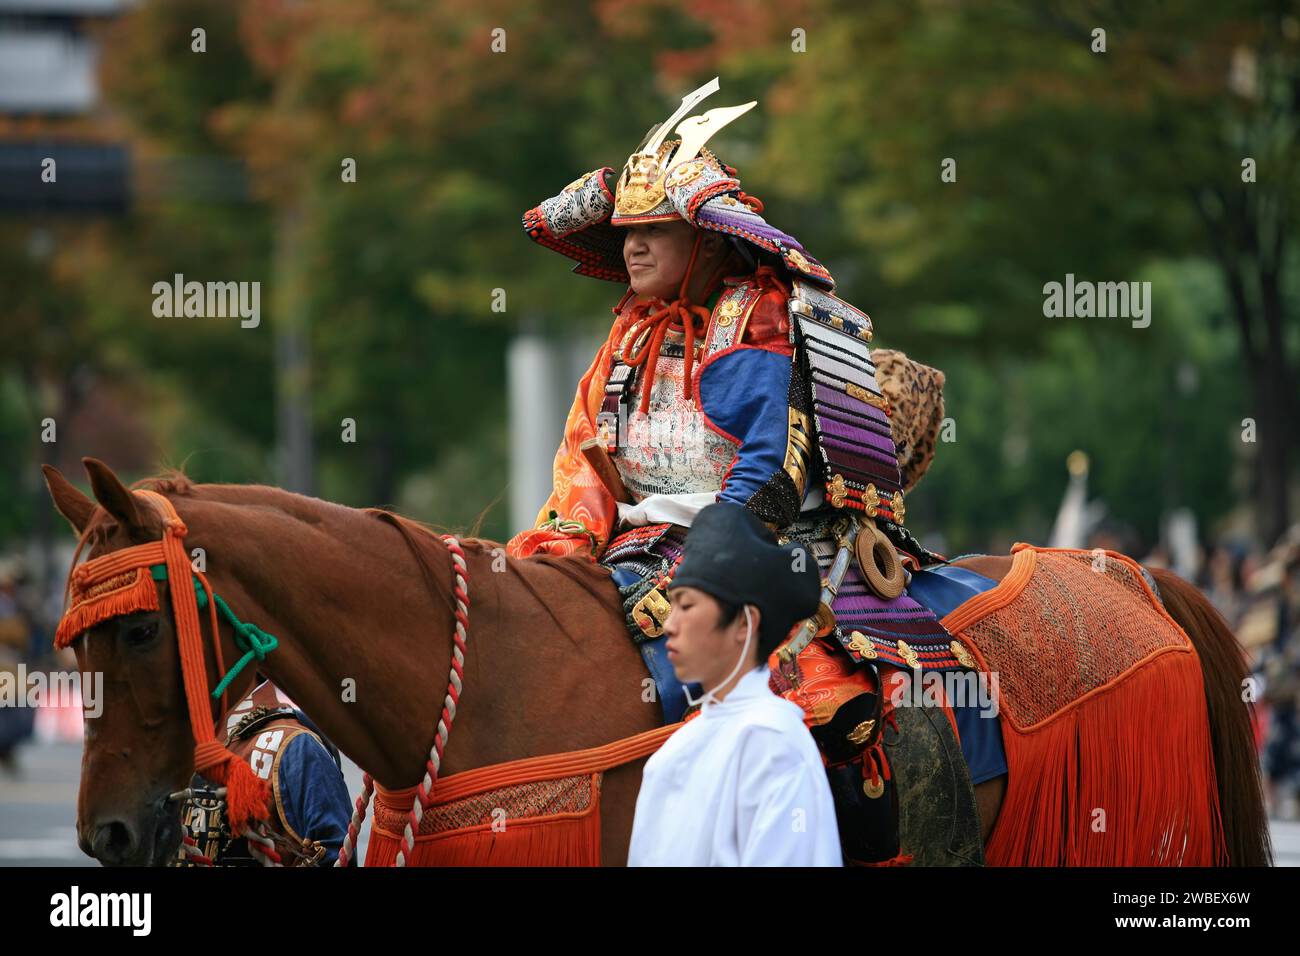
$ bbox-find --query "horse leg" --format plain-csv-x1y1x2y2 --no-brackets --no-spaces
600,759,650,865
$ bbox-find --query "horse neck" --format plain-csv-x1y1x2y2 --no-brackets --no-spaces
174,489,470,787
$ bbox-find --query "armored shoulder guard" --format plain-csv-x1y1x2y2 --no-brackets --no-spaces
788,280,907,524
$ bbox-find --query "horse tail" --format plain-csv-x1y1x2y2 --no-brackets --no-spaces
1149,566,1272,866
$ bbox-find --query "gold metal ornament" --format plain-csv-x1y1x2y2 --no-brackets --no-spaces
612,77,756,219
862,482,880,518
864,777,886,799
828,473,848,508
847,630,877,660
855,521,906,600
891,491,906,526
631,588,671,638
896,639,920,669
672,101,757,167
846,720,877,747
846,382,890,413
951,640,976,669
615,143,676,216
715,297,743,327
621,323,655,363
666,159,707,190
782,407,813,491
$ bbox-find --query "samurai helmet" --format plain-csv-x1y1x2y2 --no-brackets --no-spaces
523,77,834,289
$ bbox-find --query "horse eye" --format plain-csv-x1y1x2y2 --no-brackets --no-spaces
121,619,159,647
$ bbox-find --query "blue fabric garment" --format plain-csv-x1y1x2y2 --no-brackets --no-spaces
276,732,355,865
698,347,793,508
639,634,701,725
611,565,700,724
907,564,1008,786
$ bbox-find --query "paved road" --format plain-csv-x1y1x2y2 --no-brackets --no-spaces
2,738,1297,866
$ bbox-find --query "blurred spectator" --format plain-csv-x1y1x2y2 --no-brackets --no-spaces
1238,527,1300,820
0,558,37,775
1200,542,1250,630
1086,519,1141,560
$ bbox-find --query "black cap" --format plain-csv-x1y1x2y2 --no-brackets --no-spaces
670,502,821,632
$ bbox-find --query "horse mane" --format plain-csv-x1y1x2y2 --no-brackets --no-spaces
131,469,198,497
107,466,618,644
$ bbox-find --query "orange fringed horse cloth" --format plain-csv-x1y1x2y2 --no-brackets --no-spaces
943,544,1228,866
365,723,680,866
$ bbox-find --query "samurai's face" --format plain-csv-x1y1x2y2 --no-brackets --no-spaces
622,219,732,302
663,585,760,691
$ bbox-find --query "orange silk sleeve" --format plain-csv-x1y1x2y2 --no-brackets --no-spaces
506,323,624,560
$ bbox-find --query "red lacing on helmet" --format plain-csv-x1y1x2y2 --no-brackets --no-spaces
734,189,764,213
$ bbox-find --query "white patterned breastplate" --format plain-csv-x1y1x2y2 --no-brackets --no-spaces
613,334,740,501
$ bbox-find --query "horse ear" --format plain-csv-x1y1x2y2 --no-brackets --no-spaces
42,464,98,535
82,457,148,539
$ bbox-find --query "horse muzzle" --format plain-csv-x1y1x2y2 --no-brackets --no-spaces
81,798,181,867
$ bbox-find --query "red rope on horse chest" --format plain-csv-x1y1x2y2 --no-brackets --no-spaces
335,534,471,868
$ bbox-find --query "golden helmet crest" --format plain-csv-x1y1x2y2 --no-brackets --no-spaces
611,77,756,224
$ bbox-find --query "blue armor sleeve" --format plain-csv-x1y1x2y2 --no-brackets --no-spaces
276,732,355,865
698,347,806,525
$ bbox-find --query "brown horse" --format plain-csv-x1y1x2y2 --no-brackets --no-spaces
44,458,1270,866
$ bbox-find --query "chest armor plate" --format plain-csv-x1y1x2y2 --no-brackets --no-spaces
613,338,739,500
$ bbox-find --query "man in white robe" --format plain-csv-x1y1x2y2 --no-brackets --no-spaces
628,502,842,866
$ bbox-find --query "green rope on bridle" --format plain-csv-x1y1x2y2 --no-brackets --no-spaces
150,564,279,699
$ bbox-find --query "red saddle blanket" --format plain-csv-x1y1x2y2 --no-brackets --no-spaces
941,544,1227,866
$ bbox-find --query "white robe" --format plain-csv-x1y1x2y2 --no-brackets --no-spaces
627,665,843,866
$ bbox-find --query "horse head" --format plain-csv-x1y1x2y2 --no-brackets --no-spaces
43,457,198,866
